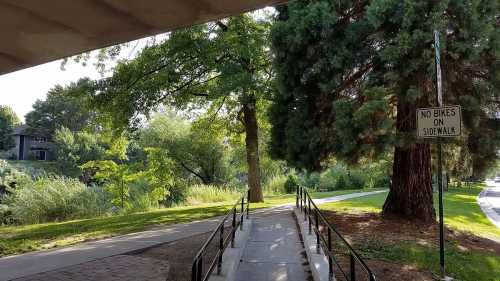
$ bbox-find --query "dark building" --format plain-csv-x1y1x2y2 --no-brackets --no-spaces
12,125,53,161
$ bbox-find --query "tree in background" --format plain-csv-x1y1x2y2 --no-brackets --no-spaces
25,78,97,135
140,112,228,185
270,0,499,221
81,135,132,209
0,105,20,151
91,15,273,202
53,127,105,178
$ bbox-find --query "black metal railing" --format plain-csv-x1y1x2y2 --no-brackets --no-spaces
191,189,250,281
297,186,377,281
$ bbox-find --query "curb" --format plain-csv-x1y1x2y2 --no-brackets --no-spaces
209,219,253,281
294,208,333,281
477,188,500,229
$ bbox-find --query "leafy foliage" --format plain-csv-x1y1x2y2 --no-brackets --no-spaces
53,127,105,177
284,174,299,194
0,105,20,151
270,0,500,173
25,79,97,135
140,112,228,185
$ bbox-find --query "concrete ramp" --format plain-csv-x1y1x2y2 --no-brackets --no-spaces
234,207,311,281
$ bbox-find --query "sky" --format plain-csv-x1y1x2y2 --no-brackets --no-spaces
0,60,103,121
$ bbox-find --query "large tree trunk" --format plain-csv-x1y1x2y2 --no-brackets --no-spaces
243,97,264,203
382,99,435,222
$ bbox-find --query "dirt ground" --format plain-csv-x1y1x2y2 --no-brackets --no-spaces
322,211,500,281
131,231,218,281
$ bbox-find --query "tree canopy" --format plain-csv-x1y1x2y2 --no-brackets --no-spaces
90,14,274,202
140,112,228,185
270,0,500,221
0,105,20,151
25,78,97,135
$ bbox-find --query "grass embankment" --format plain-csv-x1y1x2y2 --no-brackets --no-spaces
320,185,500,281
0,188,375,257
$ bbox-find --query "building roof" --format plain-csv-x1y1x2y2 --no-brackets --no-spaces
12,125,50,137
0,0,286,75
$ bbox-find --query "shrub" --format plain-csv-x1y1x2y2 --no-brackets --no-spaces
300,172,320,190
347,170,365,189
264,174,287,195
6,177,111,224
284,174,299,194
373,175,390,188
186,184,241,205
334,174,348,190
163,182,187,207
0,204,15,225
319,170,335,191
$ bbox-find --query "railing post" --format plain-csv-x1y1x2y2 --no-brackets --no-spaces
308,198,312,235
240,197,244,231
299,186,303,210
231,208,236,248
315,209,320,254
197,256,203,281
246,190,250,219
217,225,224,275
303,189,307,221
350,254,356,281
192,259,197,281
296,185,299,208
327,228,333,279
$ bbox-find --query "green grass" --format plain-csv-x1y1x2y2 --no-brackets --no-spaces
0,188,374,256
320,185,500,240
321,184,500,281
362,242,500,281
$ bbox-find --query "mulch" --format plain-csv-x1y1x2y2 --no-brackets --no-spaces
322,211,500,281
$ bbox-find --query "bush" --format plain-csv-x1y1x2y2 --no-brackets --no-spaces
300,172,320,190
319,170,336,191
163,182,187,207
373,175,390,188
334,174,347,189
0,204,15,225
264,174,287,195
284,174,299,194
6,177,111,224
347,170,365,189
186,184,241,205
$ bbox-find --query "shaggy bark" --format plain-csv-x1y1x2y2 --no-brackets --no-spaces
383,99,435,222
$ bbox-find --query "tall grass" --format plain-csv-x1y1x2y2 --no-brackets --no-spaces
7,177,111,224
263,174,287,195
186,184,242,205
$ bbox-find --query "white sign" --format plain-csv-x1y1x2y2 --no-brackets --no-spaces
417,106,462,138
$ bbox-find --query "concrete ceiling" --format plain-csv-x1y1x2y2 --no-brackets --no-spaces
0,0,286,75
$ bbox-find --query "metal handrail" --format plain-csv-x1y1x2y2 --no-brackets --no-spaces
191,189,250,281
297,186,377,281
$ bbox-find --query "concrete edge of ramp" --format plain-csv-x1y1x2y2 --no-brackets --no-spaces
209,219,253,281
294,209,332,281
477,188,500,229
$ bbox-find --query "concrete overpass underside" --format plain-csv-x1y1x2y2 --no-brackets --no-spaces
0,0,286,75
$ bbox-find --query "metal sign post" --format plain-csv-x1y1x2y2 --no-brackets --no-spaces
434,30,446,280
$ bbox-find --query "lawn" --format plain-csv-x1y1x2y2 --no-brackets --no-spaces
0,188,374,257
320,185,500,281
320,185,500,240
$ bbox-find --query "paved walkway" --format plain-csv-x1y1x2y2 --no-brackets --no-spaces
478,181,500,228
0,217,224,281
311,190,387,205
234,206,311,281
1,190,384,281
